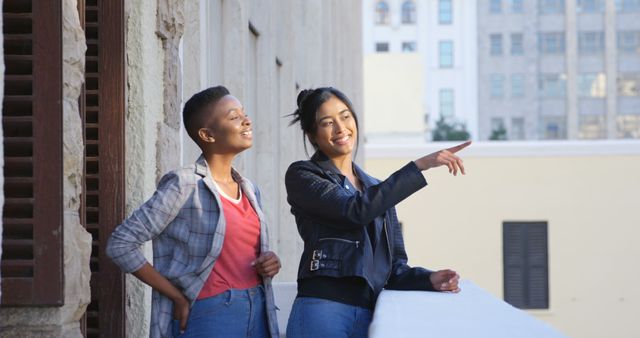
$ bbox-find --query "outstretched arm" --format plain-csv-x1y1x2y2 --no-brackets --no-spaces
285,161,427,229
414,140,471,175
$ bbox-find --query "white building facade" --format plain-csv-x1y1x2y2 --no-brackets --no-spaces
362,0,478,140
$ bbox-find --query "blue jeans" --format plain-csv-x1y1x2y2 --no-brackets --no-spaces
286,297,373,338
173,285,269,338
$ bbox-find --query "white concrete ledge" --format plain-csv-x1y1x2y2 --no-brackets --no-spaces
369,280,567,338
365,140,640,158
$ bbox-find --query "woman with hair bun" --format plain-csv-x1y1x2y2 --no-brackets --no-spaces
285,87,470,337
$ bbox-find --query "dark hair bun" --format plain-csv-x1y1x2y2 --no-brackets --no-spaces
296,89,315,108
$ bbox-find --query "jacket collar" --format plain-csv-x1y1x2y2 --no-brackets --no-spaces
310,151,378,188
194,154,242,182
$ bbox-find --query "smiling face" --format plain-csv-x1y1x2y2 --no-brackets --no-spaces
198,95,253,154
309,95,358,160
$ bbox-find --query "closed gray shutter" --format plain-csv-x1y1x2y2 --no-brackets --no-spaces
503,221,549,309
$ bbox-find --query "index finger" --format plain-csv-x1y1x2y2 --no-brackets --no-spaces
446,140,472,154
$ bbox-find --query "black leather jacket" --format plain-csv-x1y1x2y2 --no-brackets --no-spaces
285,151,436,298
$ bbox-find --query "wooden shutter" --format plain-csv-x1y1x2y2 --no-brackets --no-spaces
80,0,126,336
1,0,64,306
503,221,549,309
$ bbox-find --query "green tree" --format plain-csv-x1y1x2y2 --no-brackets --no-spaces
432,116,471,141
489,125,508,141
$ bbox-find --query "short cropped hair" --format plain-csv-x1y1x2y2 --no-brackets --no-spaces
182,86,230,146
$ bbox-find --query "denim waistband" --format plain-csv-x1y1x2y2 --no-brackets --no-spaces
197,284,264,304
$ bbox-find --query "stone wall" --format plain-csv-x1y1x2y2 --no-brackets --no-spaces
0,0,92,336
125,1,164,337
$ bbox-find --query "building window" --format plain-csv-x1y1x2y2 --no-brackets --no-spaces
490,74,505,98
439,41,454,68
542,115,567,139
578,31,604,54
511,118,525,140
375,42,390,52
490,117,507,140
375,1,390,25
579,114,607,139
539,73,567,98
538,32,566,54
402,41,417,52
503,222,549,309
490,34,503,56
401,1,417,24
578,73,607,97
511,74,525,98
511,33,524,55
490,0,502,13
439,0,453,24
511,0,524,12
616,0,640,11
577,0,603,12
491,117,505,131
539,0,565,14
618,31,640,54
617,114,640,138
618,73,640,96
439,89,455,117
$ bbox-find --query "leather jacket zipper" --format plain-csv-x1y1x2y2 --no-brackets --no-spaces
319,237,360,248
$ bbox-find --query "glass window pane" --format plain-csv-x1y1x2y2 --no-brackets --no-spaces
511,33,524,55
579,115,607,139
618,73,640,96
375,42,389,52
541,115,567,139
402,1,417,24
512,0,524,12
439,0,453,24
617,114,640,138
511,74,525,98
511,118,525,140
491,74,505,98
577,73,607,98
491,34,503,56
539,73,567,98
577,0,603,12
375,1,390,25
578,31,604,54
439,89,455,117
538,32,565,54
617,0,640,11
402,41,417,52
539,0,565,14
490,0,502,13
618,31,640,54
439,41,454,68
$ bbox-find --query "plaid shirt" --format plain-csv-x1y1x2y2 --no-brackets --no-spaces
106,155,279,338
